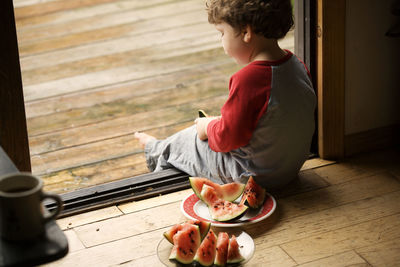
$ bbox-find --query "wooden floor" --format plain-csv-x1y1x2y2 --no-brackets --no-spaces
43,148,400,266
14,0,294,194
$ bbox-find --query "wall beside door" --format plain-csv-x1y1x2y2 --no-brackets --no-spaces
344,0,400,155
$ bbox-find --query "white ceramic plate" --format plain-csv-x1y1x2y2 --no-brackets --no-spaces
180,193,276,227
157,230,254,267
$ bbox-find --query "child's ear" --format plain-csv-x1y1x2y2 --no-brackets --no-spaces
242,25,252,43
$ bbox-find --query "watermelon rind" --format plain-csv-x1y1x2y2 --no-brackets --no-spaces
227,235,245,264
169,224,201,264
189,177,245,202
194,230,217,266
200,185,248,222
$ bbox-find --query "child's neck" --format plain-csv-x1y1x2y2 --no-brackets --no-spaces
249,38,287,62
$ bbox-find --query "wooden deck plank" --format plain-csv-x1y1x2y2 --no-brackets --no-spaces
22,47,224,102
20,21,214,73
26,72,231,136
14,0,115,20
30,97,225,171
22,33,220,87
39,122,194,193
14,0,289,195
17,0,203,45
41,153,148,193
19,9,208,56
24,61,236,119
15,0,167,28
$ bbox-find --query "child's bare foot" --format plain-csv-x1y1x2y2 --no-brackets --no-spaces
134,132,156,148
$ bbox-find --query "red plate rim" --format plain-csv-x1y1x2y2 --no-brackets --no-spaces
181,193,276,226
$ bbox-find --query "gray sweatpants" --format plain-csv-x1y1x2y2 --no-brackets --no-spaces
144,125,237,185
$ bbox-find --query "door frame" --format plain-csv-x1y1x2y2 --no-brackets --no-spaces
0,0,346,216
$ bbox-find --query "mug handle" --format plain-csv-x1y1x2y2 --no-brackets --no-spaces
41,192,63,223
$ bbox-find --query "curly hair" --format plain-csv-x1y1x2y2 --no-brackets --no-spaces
206,0,293,39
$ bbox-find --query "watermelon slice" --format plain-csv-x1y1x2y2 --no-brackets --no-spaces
214,232,229,266
194,229,217,266
189,220,211,240
169,224,201,264
189,177,245,202
227,235,245,264
163,220,210,244
201,185,248,222
240,176,266,209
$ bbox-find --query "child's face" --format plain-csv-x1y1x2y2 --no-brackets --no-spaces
215,22,251,65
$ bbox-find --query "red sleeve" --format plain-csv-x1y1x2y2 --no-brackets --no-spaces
207,64,272,152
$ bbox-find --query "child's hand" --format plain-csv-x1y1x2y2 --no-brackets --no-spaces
195,117,215,141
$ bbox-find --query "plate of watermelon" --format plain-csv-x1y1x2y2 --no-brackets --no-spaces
158,220,255,266
181,177,276,227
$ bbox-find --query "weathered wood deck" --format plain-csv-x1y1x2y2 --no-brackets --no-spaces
15,0,293,194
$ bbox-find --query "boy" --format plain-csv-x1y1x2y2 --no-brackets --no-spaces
135,0,316,189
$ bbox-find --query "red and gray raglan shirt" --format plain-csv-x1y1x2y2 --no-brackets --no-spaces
206,50,316,188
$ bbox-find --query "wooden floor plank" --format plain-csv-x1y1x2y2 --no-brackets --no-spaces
117,189,192,214
280,212,400,264
246,246,296,267
277,172,400,219
109,254,164,267
56,206,123,230
73,202,188,247
245,190,400,248
62,230,86,252
72,173,400,248
297,250,369,267
313,162,375,185
48,150,400,266
356,238,400,266
43,228,166,266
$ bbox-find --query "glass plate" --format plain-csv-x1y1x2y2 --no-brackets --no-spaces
157,230,255,266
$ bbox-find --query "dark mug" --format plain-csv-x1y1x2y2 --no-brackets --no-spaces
0,172,63,241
